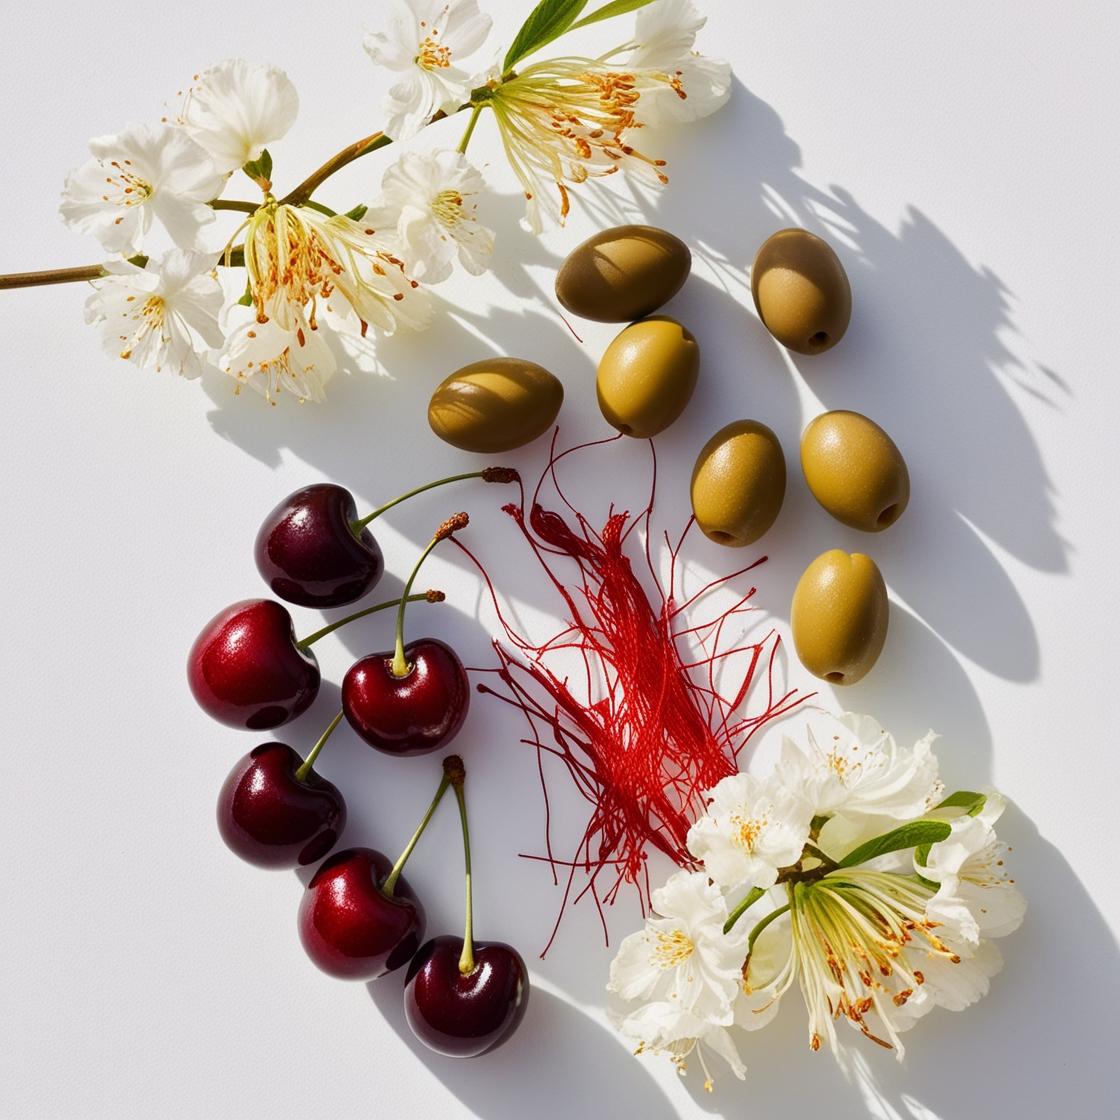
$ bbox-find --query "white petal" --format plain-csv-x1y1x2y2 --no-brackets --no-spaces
148,127,226,200
920,939,1003,1012
634,0,706,58
441,0,492,56
642,56,731,125
178,59,300,173
698,1025,747,1081
147,191,216,252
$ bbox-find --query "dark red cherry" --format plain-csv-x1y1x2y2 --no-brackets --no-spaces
298,848,425,980
255,484,384,609
187,599,320,729
404,936,530,1057
217,742,345,869
342,638,470,756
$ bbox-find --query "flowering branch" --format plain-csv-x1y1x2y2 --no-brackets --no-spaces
0,0,731,405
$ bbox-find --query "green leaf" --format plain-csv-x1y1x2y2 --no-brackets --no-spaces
835,820,953,870
503,0,589,70
344,203,368,221
569,0,657,32
242,148,272,183
932,790,987,817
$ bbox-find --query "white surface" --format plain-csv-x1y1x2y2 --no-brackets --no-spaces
1,2,1117,1117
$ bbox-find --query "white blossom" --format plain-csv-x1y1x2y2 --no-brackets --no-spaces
60,123,224,254
364,0,492,140
608,871,748,1088
777,712,943,860
242,201,429,335
487,59,669,232
687,771,813,891
175,59,299,174
84,250,223,378
365,149,493,282
921,792,1026,945
623,0,731,125
220,307,335,404
618,1006,746,1090
741,868,1002,1059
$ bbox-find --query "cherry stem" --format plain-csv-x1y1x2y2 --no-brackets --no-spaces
294,710,344,783
392,514,468,678
447,755,474,975
383,762,458,898
297,591,442,651
351,467,516,532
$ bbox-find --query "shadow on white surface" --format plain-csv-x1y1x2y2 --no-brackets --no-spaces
642,80,1069,685
191,77,1111,1120
368,982,679,1120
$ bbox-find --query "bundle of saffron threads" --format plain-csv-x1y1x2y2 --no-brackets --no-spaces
455,435,810,953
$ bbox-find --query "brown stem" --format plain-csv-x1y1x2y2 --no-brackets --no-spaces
279,106,464,205
0,246,245,291
280,131,394,205
210,199,260,213
0,264,107,289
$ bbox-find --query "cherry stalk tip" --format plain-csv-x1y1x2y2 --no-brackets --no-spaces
436,512,470,541
482,466,519,484
426,588,447,603
443,754,466,787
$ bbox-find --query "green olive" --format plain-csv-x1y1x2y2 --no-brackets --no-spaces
556,224,690,322
801,410,910,531
690,420,786,547
596,317,699,438
790,550,888,685
427,357,563,453
751,228,851,354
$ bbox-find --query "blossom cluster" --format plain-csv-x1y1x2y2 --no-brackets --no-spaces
608,712,1025,1089
55,0,729,404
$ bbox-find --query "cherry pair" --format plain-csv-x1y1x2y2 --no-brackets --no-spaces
299,756,529,1057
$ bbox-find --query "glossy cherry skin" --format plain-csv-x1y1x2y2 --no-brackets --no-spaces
404,936,530,1057
298,847,425,980
188,599,320,730
342,638,470,756
217,743,346,869
255,484,384,608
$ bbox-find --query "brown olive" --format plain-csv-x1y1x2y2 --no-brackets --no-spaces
790,550,888,685
596,317,699,438
801,410,910,531
556,225,690,322
427,357,563,453
690,420,786,547
751,228,851,354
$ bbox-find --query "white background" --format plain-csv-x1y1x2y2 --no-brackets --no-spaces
1,2,1117,1117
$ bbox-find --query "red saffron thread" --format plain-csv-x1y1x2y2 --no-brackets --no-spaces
456,432,811,954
